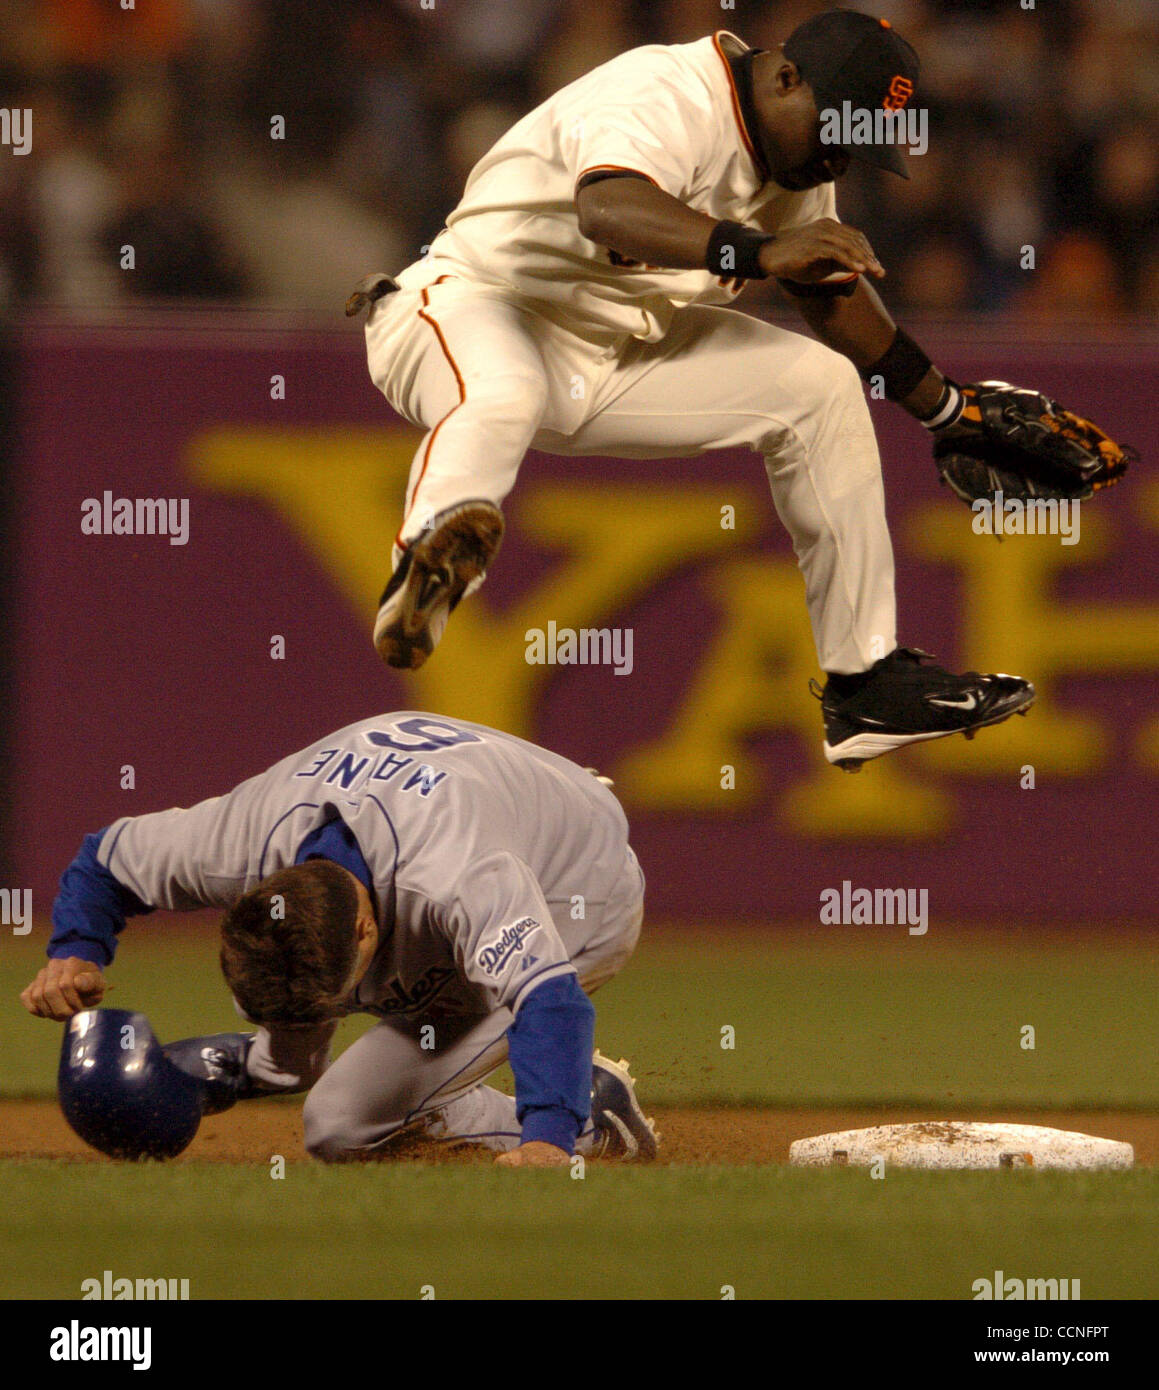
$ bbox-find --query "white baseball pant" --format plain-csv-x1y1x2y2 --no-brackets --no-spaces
364,274,897,674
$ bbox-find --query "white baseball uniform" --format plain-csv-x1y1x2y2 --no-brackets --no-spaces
363,30,896,673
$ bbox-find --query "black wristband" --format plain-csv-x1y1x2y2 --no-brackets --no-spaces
706,220,772,280
858,328,933,402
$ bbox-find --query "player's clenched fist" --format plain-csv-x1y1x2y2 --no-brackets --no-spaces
494,1141,571,1168
20,957,108,1020
759,218,884,283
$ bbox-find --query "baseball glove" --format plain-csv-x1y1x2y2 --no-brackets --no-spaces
933,380,1136,505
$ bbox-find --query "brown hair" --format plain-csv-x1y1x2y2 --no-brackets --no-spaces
219,860,360,1026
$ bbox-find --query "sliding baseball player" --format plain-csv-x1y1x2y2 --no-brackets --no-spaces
22,712,658,1166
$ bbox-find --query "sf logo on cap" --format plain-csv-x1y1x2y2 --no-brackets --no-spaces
883,76,914,111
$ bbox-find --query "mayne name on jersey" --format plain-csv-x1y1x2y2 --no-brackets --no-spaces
292,716,486,796
294,747,447,797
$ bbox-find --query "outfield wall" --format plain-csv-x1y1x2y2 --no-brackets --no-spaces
11,316,1159,923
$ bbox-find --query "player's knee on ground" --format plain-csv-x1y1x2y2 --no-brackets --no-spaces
302,1088,400,1163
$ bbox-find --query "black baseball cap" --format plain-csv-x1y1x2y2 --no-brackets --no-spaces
784,8,921,178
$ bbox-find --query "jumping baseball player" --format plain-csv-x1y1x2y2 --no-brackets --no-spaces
21,712,658,1167
352,9,1130,770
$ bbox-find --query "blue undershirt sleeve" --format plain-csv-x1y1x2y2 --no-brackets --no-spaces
48,830,155,967
506,973,596,1153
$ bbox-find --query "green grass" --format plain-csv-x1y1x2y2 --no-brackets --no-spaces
5,923,1156,1301
1,1161,1155,1300
4,923,1157,1107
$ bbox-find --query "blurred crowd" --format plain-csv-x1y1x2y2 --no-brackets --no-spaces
0,0,1156,319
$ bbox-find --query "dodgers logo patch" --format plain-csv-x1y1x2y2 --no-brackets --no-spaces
477,917,539,977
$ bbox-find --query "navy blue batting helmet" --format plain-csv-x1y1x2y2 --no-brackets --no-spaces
58,1009,206,1160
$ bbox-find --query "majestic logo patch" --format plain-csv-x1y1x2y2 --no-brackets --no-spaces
477,917,539,977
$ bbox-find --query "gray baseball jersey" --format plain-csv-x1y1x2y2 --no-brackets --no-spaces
96,711,636,1022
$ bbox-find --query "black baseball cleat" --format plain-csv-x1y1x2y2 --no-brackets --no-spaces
813,646,1035,771
373,500,504,669
590,1051,660,1161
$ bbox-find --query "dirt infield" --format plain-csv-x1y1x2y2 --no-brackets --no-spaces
2,1100,1156,1165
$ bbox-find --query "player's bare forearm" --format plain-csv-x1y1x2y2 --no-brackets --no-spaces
576,176,717,270
577,181,887,287
575,182,943,419
795,278,946,421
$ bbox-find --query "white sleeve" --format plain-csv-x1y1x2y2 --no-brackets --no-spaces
565,84,711,200
816,182,839,221
779,181,839,228
439,851,576,1013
